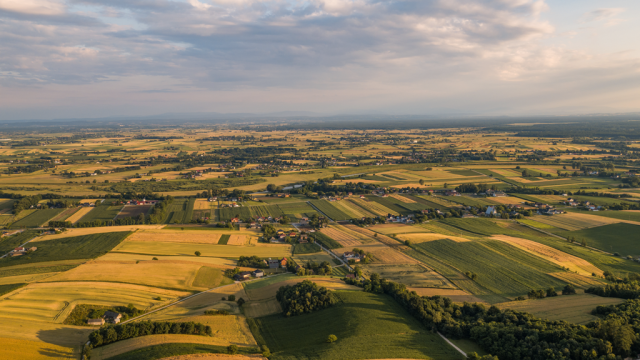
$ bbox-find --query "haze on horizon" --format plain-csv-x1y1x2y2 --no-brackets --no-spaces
1,0,639,121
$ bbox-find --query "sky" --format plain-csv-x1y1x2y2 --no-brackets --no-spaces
0,0,639,120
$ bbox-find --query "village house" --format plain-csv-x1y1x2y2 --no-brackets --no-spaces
234,271,252,281
103,311,122,324
342,252,363,262
252,269,264,278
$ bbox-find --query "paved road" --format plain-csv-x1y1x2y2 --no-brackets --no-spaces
438,332,467,357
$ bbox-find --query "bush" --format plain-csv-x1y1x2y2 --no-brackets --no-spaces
227,345,238,354
261,345,271,357
195,251,201,256
562,284,576,295
227,295,236,301
326,334,337,343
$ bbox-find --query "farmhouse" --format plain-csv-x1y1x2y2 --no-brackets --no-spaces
267,259,280,268
234,271,252,281
343,252,363,262
103,311,122,324
252,269,264,278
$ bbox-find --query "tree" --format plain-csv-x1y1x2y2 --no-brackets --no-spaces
228,295,236,301
194,251,201,256
236,297,245,307
326,334,337,343
562,284,576,295
227,345,238,354
261,345,271,357
404,240,411,246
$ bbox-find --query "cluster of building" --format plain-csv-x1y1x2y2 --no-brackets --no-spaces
269,230,309,243
8,246,37,257
233,258,288,281
342,252,366,263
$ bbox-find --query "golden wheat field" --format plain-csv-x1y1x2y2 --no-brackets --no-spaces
112,241,291,258
319,227,362,246
227,235,249,245
0,336,77,360
126,230,221,244
194,199,215,210
97,253,238,267
66,207,94,224
32,225,164,242
396,233,470,243
389,193,416,203
490,235,603,276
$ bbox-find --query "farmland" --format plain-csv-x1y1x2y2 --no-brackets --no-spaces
250,290,464,360
5,122,640,359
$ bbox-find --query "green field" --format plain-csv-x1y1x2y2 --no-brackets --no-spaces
0,231,132,268
309,200,351,221
0,283,26,296
276,202,315,214
411,239,566,297
557,223,640,256
568,209,640,222
0,264,78,278
249,290,464,360
292,243,321,254
106,343,258,360
367,197,415,215
78,204,124,223
9,208,66,228
218,234,230,245
164,199,193,224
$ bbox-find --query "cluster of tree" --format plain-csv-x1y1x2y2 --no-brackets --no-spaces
12,195,42,215
204,309,230,316
237,256,267,268
586,282,640,300
276,280,338,317
88,321,212,348
350,216,386,226
148,197,173,224
74,215,146,228
456,183,493,194
591,299,640,347
528,287,559,299
48,221,72,228
344,274,639,359
307,213,329,229
464,271,477,281
295,260,333,276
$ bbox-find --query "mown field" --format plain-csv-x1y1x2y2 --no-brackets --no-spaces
113,241,291,259
249,290,464,360
77,204,124,223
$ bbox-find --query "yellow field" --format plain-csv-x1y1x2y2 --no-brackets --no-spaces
228,235,249,245
341,225,400,247
42,260,209,290
97,253,238,267
367,224,425,235
161,355,266,360
331,200,376,218
32,225,164,242
112,241,291,258
0,272,60,285
126,230,221,244
194,199,214,210
407,288,485,304
66,207,94,224
396,233,470,243
369,247,419,264
79,199,98,204
491,235,603,277
497,294,625,324
0,336,77,360
487,196,524,205
0,282,190,323
319,227,361,246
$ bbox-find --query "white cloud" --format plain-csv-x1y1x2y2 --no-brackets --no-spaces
584,8,625,26
0,0,65,15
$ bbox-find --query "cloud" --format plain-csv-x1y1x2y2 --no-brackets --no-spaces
584,8,625,26
0,0,66,15
0,0,639,118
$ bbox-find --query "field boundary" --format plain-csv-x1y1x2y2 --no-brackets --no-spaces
438,332,467,357
516,221,612,255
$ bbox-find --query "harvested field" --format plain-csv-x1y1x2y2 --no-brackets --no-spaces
79,199,98,204
126,230,221,244
98,253,237,268
369,247,418,264
194,199,214,210
320,227,361,246
331,200,376,218
487,196,524,205
363,264,452,288
490,235,603,277
0,336,77,360
396,233,470,243
112,241,291,259
41,260,213,290
497,294,625,324
367,224,424,235
66,207,94,224
407,288,486,303
115,205,153,219
31,225,165,242
0,281,190,323
147,284,248,321
227,235,248,246
243,298,282,318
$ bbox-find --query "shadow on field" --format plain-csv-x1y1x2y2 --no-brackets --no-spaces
37,327,91,347
38,347,75,358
